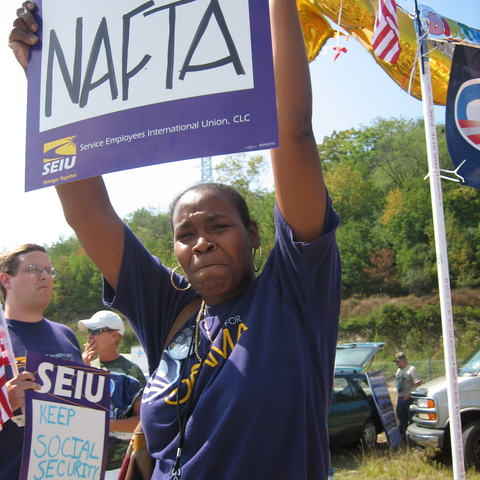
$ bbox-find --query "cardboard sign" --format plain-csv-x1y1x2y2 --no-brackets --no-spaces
25,0,278,191
20,352,110,480
367,371,402,448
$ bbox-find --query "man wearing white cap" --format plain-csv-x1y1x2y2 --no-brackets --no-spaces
79,311,144,382
79,310,146,479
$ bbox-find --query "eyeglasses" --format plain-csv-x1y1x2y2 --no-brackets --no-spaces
87,327,119,336
12,264,57,278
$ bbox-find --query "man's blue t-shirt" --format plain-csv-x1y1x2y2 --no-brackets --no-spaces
105,202,341,480
0,318,82,480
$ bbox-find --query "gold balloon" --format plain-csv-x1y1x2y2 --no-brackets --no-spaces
297,0,336,62
315,0,375,29
297,0,453,105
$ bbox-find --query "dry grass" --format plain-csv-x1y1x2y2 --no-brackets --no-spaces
331,437,480,480
340,288,480,320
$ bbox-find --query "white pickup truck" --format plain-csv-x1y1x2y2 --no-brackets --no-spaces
406,346,480,469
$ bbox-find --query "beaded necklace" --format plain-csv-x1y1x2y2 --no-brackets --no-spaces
172,300,212,479
193,300,212,361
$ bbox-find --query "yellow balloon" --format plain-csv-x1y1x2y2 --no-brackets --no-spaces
315,0,375,29
297,0,452,105
297,0,336,62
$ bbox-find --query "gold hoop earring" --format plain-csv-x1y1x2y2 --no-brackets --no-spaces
170,265,191,291
253,246,263,273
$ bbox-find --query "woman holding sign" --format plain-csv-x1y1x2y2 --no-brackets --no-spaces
9,0,341,478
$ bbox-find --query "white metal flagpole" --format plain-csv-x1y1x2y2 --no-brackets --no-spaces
413,2,465,479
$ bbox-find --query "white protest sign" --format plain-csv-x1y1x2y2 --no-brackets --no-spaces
25,0,278,191
20,352,110,480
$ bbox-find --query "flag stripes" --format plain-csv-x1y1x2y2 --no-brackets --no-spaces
0,342,14,431
458,119,480,145
372,0,401,64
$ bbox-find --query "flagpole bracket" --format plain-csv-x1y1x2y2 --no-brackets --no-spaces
423,160,467,184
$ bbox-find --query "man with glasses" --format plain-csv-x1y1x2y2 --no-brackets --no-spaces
0,243,82,480
79,310,146,479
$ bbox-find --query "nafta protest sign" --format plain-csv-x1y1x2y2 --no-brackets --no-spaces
25,0,278,192
20,352,110,480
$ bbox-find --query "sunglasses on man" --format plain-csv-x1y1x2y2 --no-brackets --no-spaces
87,327,119,336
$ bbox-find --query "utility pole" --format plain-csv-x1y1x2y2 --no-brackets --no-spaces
200,156,214,183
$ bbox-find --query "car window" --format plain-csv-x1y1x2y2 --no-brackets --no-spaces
335,343,384,371
333,377,353,403
355,377,372,397
349,380,366,400
335,347,376,368
459,347,480,376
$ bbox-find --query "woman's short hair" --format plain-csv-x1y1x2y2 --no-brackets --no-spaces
169,183,252,230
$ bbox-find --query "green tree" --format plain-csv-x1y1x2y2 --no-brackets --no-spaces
215,153,276,267
124,207,177,268
324,163,379,223
443,185,480,288
373,304,417,350
336,220,373,297
215,153,269,201
45,236,104,321
380,177,437,295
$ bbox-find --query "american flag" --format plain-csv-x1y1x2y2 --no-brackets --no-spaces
372,0,401,64
0,341,14,431
0,305,14,431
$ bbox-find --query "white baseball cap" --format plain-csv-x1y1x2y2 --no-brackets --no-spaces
78,310,125,335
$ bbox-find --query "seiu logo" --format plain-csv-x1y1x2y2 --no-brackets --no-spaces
42,136,77,176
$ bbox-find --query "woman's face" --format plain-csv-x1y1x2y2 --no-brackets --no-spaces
172,189,259,305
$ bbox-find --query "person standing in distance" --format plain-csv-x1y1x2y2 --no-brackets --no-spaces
79,310,146,384
394,351,422,437
79,310,146,479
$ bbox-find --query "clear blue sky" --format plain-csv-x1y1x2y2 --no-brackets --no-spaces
0,0,479,250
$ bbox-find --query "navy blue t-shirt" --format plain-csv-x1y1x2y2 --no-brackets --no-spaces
0,318,82,480
105,202,341,480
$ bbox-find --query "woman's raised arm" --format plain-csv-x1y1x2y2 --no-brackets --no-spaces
56,177,125,290
269,0,327,243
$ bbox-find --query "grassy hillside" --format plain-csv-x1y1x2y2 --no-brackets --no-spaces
338,288,480,361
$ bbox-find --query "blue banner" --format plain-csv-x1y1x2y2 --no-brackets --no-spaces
419,5,480,49
446,45,480,189
366,371,402,448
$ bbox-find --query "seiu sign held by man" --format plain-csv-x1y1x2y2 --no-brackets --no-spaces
20,353,110,480
38,0,254,133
